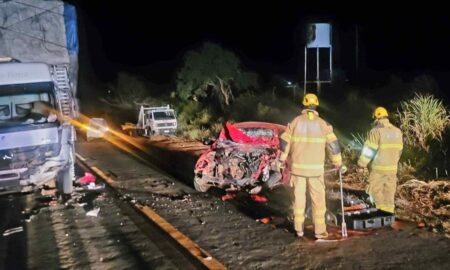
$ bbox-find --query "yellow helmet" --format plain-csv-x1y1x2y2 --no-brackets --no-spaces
373,107,388,119
302,93,319,106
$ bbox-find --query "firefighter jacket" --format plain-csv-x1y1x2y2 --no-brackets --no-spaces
357,118,403,175
280,109,342,177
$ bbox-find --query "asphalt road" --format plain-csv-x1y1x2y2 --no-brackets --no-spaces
75,140,450,269
1,138,449,270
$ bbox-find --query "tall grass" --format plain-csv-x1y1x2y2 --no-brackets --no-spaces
395,93,450,152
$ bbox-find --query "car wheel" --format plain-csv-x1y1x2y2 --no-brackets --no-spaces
194,176,210,192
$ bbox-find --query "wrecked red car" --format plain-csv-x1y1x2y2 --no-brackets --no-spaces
194,121,290,193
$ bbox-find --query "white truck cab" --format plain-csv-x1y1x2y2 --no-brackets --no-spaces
136,105,177,136
0,62,77,195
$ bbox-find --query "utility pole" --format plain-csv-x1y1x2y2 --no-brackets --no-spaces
355,24,359,78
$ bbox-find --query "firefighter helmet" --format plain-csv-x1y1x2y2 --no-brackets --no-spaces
373,107,388,119
302,93,319,106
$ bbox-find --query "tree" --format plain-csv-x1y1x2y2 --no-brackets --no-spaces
100,72,161,109
176,42,257,108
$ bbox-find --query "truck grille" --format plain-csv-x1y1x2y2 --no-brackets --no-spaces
157,123,174,127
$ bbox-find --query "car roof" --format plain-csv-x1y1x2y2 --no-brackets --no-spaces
234,121,286,131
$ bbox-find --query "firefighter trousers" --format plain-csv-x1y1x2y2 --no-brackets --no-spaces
367,172,397,213
291,175,327,238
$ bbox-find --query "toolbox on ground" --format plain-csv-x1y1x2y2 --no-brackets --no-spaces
338,209,395,230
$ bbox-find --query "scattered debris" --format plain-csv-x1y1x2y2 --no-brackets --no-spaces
87,183,105,190
258,217,271,224
79,172,96,185
197,218,206,225
43,179,56,189
86,208,100,217
396,179,450,237
221,193,237,201
250,194,268,203
3,226,24,236
41,188,57,197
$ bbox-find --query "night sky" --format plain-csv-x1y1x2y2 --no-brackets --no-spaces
72,1,450,98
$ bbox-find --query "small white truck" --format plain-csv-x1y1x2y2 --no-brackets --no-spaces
122,105,177,137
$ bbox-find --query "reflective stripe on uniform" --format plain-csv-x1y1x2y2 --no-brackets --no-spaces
280,132,291,141
292,163,324,170
313,208,327,224
294,207,305,222
330,154,342,163
326,133,337,142
366,141,379,150
313,208,326,216
290,136,326,143
378,204,395,213
361,147,376,159
358,155,371,165
314,218,326,225
379,143,403,149
372,165,398,171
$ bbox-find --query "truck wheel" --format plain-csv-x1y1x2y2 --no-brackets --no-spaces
194,176,210,192
57,162,74,195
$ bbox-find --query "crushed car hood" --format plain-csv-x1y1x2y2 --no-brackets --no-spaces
217,122,282,148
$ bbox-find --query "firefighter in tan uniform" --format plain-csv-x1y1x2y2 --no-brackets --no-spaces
357,107,403,213
279,93,344,239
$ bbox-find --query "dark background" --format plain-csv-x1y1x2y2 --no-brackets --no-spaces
70,1,450,100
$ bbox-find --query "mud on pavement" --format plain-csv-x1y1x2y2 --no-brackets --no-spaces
76,140,450,269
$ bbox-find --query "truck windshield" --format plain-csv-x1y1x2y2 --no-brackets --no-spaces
0,83,56,128
153,111,175,120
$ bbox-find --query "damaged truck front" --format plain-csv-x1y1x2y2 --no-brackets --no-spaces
0,62,77,195
0,1,79,195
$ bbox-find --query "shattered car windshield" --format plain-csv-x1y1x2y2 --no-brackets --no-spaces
153,111,175,120
0,88,56,128
239,128,274,138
